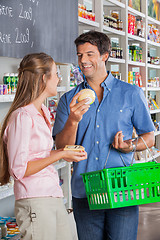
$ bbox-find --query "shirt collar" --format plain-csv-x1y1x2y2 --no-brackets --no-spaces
82,71,115,92
102,71,115,92
24,103,46,117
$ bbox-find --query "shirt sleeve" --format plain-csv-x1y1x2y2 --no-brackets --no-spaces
131,87,155,135
7,111,32,180
52,94,69,140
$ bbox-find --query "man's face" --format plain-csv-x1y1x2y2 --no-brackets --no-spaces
77,42,107,79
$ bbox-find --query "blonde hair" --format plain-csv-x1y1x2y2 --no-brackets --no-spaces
0,52,54,185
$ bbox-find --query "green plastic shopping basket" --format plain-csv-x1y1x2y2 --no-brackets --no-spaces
81,137,160,210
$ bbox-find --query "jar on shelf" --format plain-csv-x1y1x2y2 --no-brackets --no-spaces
154,57,159,65
151,57,154,64
111,10,119,20
148,51,151,64
111,48,117,58
120,48,123,59
136,18,142,37
117,19,123,31
104,18,109,27
116,48,121,58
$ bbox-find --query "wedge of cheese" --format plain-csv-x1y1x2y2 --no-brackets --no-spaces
64,145,85,151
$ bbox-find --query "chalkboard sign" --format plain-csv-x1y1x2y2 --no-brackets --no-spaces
0,0,78,63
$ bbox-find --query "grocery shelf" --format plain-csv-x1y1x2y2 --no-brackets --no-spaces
0,94,15,102
147,40,160,48
0,186,14,200
0,87,66,103
78,16,99,27
147,152,160,162
128,61,145,66
108,58,125,64
103,0,125,8
128,6,145,18
103,25,125,36
147,64,160,69
150,109,160,114
57,86,67,92
54,160,67,170
128,33,145,42
135,152,160,163
155,131,160,136
148,16,160,26
148,87,160,91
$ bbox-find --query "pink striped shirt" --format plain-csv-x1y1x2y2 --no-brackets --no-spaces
3,103,63,200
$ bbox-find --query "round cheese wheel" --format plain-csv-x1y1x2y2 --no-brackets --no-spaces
77,89,95,105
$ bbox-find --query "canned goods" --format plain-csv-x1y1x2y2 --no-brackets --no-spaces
6,75,11,94
3,84,7,95
10,73,16,94
3,73,9,84
0,85,3,95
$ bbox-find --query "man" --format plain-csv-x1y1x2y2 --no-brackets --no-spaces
53,31,155,240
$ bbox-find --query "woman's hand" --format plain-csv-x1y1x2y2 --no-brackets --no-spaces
62,149,87,162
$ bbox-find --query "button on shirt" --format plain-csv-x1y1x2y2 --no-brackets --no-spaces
3,103,63,200
53,72,155,198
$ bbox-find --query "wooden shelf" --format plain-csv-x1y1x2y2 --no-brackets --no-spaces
135,152,160,163
147,87,160,91
128,6,145,18
78,17,99,27
0,86,66,103
103,0,125,8
155,131,160,136
57,86,67,92
150,109,160,114
0,186,14,200
108,58,125,64
147,152,160,162
103,25,125,36
0,94,15,102
128,33,145,42
128,61,145,66
147,40,160,47
54,160,67,170
148,16,160,26
147,64,160,69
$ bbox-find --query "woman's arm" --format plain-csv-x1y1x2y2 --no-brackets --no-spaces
24,149,87,177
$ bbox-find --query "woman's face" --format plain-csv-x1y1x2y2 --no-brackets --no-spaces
45,62,59,97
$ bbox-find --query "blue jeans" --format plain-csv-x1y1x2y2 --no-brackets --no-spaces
72,197,139,240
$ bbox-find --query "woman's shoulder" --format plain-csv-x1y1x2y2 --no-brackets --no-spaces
9,106,32,126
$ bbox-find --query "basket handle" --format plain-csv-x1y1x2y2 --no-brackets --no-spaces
137,136,157,164
103,136,157,169
129,136,157,166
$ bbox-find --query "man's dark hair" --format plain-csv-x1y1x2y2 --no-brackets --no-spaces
74,31,111,61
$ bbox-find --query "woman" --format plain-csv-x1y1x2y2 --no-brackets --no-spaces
0,52,87,240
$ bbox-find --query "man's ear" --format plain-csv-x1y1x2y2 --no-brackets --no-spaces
102,53,109,62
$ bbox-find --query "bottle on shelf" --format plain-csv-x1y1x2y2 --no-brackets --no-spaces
148,50,151,64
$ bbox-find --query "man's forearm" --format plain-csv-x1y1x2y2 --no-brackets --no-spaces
133,131,155,152
55,118,79,149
